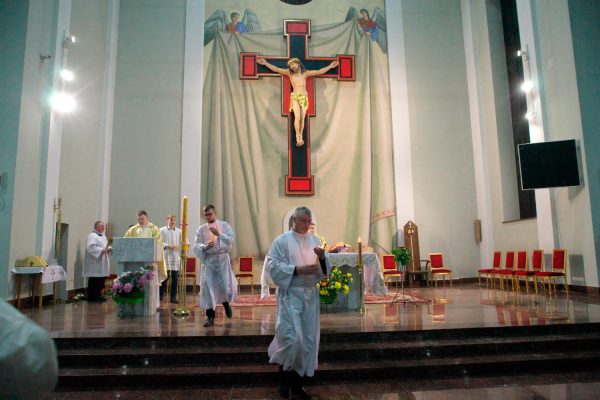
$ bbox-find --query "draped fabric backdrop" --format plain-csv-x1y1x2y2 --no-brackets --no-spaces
202,14,396,260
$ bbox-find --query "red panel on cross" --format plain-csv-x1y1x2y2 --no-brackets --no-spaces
287,21,309,35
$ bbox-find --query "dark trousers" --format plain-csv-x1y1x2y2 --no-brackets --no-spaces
206,302,229,318
87,277,106,301
160,271,179,301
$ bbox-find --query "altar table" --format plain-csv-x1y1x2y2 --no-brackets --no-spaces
325,252,387,311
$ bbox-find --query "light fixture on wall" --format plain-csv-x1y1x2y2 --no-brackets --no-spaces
521,80,533,93
60,69,74,82
516,49,528,60
51,92,76,113
524,111,535,121
64,34,76,49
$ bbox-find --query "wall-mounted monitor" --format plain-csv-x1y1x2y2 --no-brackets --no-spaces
518,139,581,190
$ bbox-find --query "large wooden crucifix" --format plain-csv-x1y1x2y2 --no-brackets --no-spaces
240,20,355,196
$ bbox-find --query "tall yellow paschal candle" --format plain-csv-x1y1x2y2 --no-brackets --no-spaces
357,237,362,265
181,196,188,245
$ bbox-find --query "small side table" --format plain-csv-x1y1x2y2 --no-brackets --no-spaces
12,266,67,308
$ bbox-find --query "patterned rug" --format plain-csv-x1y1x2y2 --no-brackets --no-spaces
228,293,430,307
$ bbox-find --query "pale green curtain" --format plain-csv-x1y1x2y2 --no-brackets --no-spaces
202,20,396,259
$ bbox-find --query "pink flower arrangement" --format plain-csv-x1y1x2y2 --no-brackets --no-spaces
106,266,154,301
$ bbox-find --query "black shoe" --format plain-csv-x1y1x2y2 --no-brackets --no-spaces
291,372,312,400
170,299,179,304
224,302,232,318
203,318,215,327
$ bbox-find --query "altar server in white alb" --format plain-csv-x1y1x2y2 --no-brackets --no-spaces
83,221,111,301
265,206,327,400
193,204,237,327
160,214,181,304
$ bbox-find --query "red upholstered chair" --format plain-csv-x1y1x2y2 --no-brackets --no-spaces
534,249,568,295
478,251,502,287
498,251,516,290
530,249,544,294
382,254,403,287
513,251,534,293
428,253,453,288
184,257,198,296
236,256,254,294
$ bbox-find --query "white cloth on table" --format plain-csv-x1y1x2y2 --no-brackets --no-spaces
325,252,387,295
0,299,58,400
260,255,273,299
193,220,237,309
160,226,181,271
83,231,110,278
266,230,324,377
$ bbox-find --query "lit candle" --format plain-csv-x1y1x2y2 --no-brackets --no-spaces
357,237,362,266
181,196,188,249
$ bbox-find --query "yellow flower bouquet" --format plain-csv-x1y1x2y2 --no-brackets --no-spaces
317,266,353,304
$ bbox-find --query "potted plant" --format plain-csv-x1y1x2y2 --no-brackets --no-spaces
391,247,411,269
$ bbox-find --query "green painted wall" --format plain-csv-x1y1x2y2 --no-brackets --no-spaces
568,0,600,278
0,0,29,298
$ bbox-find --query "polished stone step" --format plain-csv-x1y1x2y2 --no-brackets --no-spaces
55,324,600,390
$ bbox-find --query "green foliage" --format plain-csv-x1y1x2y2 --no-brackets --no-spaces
391,247,411,266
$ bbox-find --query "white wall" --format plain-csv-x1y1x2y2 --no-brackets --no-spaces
109,0,185,237
59,0,110,291
402,0,480,278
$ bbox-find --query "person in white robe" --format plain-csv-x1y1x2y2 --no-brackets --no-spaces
193,204,237,327
124,210,167,312
160,214,181,303
0,299,58,400
82,221,111,301
265,206,327,400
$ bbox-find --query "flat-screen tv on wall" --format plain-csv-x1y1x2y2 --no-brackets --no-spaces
518,139,581,190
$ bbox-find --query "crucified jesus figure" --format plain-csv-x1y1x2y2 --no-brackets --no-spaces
257,57,339,146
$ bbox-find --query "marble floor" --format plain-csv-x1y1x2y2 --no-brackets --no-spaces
25,283,600,399
23,283,600,338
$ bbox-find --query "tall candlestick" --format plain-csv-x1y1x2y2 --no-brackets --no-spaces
357,237,365,314
181,196,188,245
174,195,190,317
357,237,362,265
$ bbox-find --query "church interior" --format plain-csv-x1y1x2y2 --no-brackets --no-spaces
2,0,600,399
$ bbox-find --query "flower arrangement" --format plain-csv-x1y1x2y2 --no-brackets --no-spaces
105,266,154,304
317,266,353,304
391,247,411,267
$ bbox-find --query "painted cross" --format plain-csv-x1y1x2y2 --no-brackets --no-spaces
240,20,355,196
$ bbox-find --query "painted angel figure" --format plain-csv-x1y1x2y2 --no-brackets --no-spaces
203,9,261,46
345,7,387,53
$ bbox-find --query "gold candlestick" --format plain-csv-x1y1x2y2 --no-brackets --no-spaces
357,238,365,314
173,196,191,318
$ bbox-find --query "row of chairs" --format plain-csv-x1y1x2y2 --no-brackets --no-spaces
381,253,454,288
477,249,568,294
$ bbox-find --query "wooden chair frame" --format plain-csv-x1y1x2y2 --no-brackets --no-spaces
236,256,254,294
534,249,568,296
428,253,453,288
382,255,403,287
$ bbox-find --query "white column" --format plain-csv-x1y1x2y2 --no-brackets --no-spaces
181,0,205,239
37,0,72,262
461,0,494,268
386,0,415,245
97,0,120,222
516,0,559,250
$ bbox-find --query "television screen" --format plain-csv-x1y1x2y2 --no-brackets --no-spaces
518,139,581,190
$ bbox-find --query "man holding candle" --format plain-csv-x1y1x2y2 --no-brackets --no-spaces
265,206,327,399
160,215,181,304
193,204,237,327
